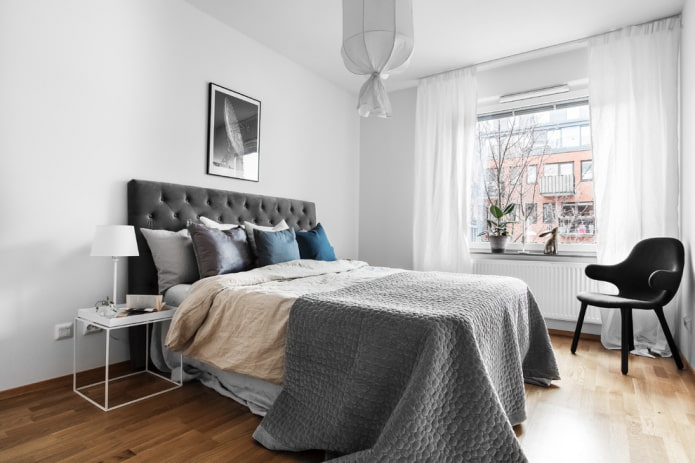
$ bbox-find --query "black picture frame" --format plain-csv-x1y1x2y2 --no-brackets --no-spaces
207,83,261,182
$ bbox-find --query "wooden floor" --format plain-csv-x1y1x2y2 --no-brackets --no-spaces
1,334,694,462
520,335,695,463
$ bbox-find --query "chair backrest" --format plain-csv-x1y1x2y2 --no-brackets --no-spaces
617,237,684,305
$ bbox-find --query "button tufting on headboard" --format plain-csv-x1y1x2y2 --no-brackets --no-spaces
127,179,317,295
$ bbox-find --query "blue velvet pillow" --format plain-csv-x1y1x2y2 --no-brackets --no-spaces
295,223,336,261
253,228,301,266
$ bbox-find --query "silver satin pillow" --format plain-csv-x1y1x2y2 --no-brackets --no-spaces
188,223,254,278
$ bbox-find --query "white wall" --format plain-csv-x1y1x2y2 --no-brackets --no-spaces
679,4,695,365
358,88,417,269
0,0,360,391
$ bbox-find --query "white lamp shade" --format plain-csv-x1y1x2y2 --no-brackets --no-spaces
91,225,139,257
341,0,414,76
341,0,414,117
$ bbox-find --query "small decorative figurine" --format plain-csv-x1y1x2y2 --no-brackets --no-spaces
539,227,559,255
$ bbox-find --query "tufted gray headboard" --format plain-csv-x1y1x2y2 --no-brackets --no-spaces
127,179,317,295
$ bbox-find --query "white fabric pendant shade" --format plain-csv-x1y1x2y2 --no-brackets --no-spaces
341,0,414,117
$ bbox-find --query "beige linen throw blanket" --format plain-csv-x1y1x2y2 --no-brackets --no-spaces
165,260,395,384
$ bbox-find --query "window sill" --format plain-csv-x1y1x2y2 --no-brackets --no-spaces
470,249,596,263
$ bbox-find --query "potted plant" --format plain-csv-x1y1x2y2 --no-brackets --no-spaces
478,203,515,253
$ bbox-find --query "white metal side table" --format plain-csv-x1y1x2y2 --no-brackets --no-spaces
73,307,182,411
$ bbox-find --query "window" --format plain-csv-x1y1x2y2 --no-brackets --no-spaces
527,165,537,184
566,106,580,120
525,203,538,223
562,126,580,147
533,125,591,153
544,163,558,177
559,202,595,236
546,129,561,150
485,168,502,199
581,160,593,180
543,203,556,224
509,167,522,186
545,162,573,177
472,100,595,248
581,126,591,145
510,203,522,222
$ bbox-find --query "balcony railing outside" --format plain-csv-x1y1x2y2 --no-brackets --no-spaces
540,175,575,196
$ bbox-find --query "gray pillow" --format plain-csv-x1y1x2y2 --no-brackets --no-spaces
140,228,199,294
254,228,300,267
188,223,254,278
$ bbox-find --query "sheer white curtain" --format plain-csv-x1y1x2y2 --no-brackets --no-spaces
413,68,477,272
588,17,681,355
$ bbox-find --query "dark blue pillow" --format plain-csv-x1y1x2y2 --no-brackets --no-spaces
253,228,301,266
295,223,336,261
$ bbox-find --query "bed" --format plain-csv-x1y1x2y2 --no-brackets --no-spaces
127,179,560,462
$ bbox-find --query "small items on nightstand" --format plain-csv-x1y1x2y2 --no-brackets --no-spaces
94,296,118,318
126,294,164,311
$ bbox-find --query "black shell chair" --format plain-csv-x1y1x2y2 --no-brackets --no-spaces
571,237,685,375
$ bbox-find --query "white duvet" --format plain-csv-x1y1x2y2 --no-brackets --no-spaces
165,259,398,384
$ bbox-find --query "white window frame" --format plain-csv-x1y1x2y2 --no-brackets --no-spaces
471,91,596,257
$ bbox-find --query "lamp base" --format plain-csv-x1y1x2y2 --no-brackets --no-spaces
111,256,120,305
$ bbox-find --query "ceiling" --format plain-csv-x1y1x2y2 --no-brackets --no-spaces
187,0,685,94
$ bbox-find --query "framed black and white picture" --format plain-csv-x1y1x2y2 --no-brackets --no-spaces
207,83,261,182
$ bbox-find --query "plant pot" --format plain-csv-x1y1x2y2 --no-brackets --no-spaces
488,235,509,254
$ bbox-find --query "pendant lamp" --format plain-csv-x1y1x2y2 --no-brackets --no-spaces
341,0,414,118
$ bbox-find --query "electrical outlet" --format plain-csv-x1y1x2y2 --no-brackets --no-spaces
83,323,103,335
54,322,73,340
684,317,692,332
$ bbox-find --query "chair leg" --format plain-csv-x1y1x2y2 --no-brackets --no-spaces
627,309,635,351
571,301,588,354
620,308,629,375
654,307,684,370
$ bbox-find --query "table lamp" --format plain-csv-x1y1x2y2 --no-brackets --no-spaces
91,225,139,305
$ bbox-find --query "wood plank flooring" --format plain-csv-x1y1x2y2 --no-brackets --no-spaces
521,335,695,463
1,333,694,462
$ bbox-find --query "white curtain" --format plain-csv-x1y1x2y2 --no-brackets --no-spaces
588,17,681,355
413,68,477,272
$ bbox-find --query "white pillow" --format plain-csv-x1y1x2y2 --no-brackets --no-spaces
199,216,240,230
244,220,289,256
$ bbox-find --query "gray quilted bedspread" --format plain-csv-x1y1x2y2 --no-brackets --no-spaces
253,271,560,462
